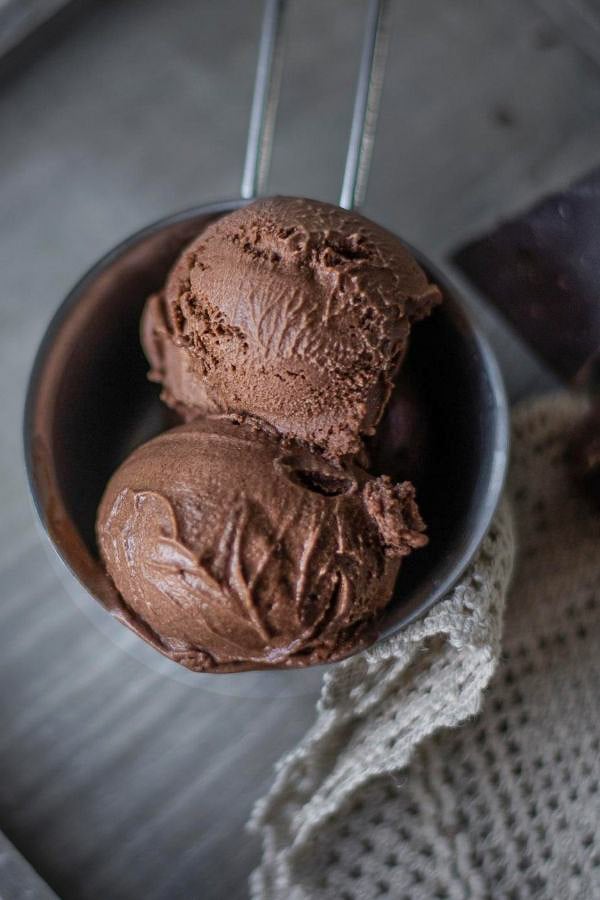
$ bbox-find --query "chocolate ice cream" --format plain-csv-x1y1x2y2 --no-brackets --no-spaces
142,197,441,459
96,416,427,672
94,196,440,671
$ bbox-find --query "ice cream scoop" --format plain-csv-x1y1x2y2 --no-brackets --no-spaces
25,1,508,679
142,197,441,459
25,201,508,677
96,415,427,672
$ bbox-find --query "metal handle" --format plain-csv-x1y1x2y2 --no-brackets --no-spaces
241,0,391,209
241,0,288,200
339,0,390,209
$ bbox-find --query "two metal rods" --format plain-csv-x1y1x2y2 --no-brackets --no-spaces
241,0,390,210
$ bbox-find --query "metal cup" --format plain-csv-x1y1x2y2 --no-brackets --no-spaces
23,1,508,671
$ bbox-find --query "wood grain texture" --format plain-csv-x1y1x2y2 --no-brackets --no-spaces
0,0,595,896
0,0,72,59
0,832,58,899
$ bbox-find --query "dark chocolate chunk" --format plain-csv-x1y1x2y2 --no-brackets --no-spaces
454,167,600,383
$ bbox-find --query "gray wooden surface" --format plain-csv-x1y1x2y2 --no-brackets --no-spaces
0,0,596,897
0,832,58,900
0,0,72,59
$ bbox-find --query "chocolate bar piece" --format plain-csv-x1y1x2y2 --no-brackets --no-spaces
454,168,600,383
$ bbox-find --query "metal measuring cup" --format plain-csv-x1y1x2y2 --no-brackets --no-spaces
24,0,508,672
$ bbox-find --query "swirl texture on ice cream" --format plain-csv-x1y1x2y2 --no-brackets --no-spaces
96,416,427,672
142,196,441,459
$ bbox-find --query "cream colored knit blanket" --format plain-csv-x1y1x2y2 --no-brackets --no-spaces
250,393,600,899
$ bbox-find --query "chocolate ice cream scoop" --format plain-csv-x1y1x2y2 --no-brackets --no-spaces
96,415,427,672
142,197,441,459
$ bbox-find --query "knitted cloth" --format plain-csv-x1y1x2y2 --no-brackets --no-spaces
250,392,600,900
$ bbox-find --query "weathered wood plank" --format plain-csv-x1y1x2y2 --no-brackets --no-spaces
0,831,57,900
0,0,72,60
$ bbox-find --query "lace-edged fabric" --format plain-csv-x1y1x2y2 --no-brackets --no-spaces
250,392,600,900
249,461,516,897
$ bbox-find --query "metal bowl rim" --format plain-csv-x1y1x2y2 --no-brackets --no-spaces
23,197,510,648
